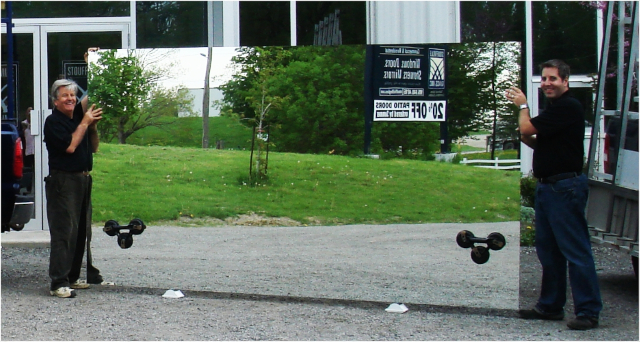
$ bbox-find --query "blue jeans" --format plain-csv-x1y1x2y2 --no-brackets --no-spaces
534,174,602,318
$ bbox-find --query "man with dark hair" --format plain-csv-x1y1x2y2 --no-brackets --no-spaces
505,59,602,330
44,78,104,298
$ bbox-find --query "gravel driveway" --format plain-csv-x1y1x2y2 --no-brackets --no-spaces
2,222,638,340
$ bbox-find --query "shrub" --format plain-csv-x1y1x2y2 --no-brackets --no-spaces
520,173,537,207
520,206,536,246
520,173,537,246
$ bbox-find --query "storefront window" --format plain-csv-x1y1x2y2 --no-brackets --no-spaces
240,1,290,46
12,1,130,18
532,2,598,75
295,1,365,46
461,2,598,75
1,33,34,121
136,1,207,48
460,1,525,43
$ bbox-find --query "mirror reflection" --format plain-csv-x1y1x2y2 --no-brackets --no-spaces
84,44,520,310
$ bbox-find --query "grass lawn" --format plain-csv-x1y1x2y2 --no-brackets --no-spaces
92,143,520,226
469,130,491,135
125,116,253,150
462,149,519,159
452,145,485,153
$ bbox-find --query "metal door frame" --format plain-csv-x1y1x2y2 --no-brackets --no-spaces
2,18,130,230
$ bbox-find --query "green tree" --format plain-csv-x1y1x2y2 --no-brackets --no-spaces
445,42,520,151
263,46,365,155
485,42,521,158
143,87,194,118
88,49,194,144
221,43,525,157
243,50,289,182
220,45,442,157
446,42,495,142
218,46,292,121
248,85,277,183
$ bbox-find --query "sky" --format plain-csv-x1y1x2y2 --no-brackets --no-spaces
155,47,239,89
89,47,239,90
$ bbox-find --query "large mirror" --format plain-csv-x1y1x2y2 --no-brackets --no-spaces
85,44,521,311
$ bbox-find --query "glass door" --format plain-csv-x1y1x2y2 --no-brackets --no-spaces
2,22,128,231
1,27,38,232
38,27,127,231
2,25,40,231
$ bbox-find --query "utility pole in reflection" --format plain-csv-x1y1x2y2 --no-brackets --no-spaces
202,48,213,148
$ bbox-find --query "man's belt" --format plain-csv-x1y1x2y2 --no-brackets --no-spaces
538,172,579,184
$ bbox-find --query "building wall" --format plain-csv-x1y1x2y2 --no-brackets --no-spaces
179,88,224,117
366,1,460,44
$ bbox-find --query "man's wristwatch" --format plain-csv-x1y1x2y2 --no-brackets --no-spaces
519,103,529,110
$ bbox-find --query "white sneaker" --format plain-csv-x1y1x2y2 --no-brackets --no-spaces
50,287,76,298
70,280,90,289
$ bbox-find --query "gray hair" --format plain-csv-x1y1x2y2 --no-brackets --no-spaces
50,79,79,105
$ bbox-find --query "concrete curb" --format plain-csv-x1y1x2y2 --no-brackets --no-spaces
1,230,50,248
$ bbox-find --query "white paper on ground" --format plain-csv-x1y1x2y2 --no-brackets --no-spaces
162,289,185,298
385,303,409,313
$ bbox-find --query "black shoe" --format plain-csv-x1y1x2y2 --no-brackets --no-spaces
567,316,599,330
519,307,564,320
87,274,103,284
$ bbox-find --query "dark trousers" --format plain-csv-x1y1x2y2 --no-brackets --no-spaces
46,170,100,291
24,154,34,168
534,174,602,318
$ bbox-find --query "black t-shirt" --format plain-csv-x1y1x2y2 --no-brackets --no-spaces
530,90,585,178
43,102,93,172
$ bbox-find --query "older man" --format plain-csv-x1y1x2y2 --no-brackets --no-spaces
506,59,602,330
43,78,104,298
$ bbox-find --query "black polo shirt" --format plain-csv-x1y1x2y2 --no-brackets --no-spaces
44,102,93,172
530,90,585,178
